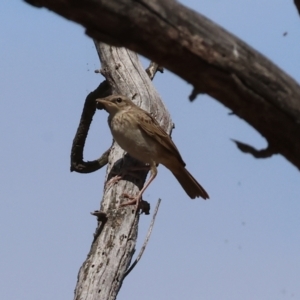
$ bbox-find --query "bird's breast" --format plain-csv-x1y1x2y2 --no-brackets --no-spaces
109,111,159,164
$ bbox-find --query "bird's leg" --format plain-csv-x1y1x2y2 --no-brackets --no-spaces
106,174,123,188
120,163,157,211
106,164,150,188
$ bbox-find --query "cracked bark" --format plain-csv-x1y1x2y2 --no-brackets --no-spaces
73,44,172,300
24,0,300,170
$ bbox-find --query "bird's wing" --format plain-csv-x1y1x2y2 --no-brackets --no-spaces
136,108,186,167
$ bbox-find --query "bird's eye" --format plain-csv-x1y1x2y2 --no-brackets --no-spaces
116,97,122,103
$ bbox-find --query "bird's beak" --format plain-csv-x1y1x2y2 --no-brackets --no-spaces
96,98,111,110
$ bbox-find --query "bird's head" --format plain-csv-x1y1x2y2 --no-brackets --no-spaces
96,95,134,115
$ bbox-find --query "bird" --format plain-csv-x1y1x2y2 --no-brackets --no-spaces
96,95,209,206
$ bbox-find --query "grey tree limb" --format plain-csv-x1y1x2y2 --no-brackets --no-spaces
73,43,172,300
24,0,300,170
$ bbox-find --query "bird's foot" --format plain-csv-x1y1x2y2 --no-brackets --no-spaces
106,166,148,189
105,175,123,189
120,193,140,208
120,193,150,215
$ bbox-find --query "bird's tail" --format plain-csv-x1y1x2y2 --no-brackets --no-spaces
171,165,209,200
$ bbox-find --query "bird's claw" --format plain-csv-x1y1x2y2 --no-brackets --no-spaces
105,175,123,189
120,193,150,215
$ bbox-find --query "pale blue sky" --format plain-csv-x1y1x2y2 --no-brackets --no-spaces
1,1,300,300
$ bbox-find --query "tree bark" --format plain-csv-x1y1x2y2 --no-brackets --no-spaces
25,0,300,170
73,44,172,300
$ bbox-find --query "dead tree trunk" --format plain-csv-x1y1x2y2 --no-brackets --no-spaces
73,43,172,300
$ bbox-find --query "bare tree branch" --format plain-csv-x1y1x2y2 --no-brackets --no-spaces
73,44,172,300
294,0,300,15
145,62,164,80
70,80,112,173
231,140,277,159
123,198,161,279
24,0,300,170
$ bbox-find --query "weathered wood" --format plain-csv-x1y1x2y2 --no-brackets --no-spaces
73,44,172,300
25,0,300,170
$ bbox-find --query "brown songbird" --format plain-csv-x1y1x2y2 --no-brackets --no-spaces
97,95,209,205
